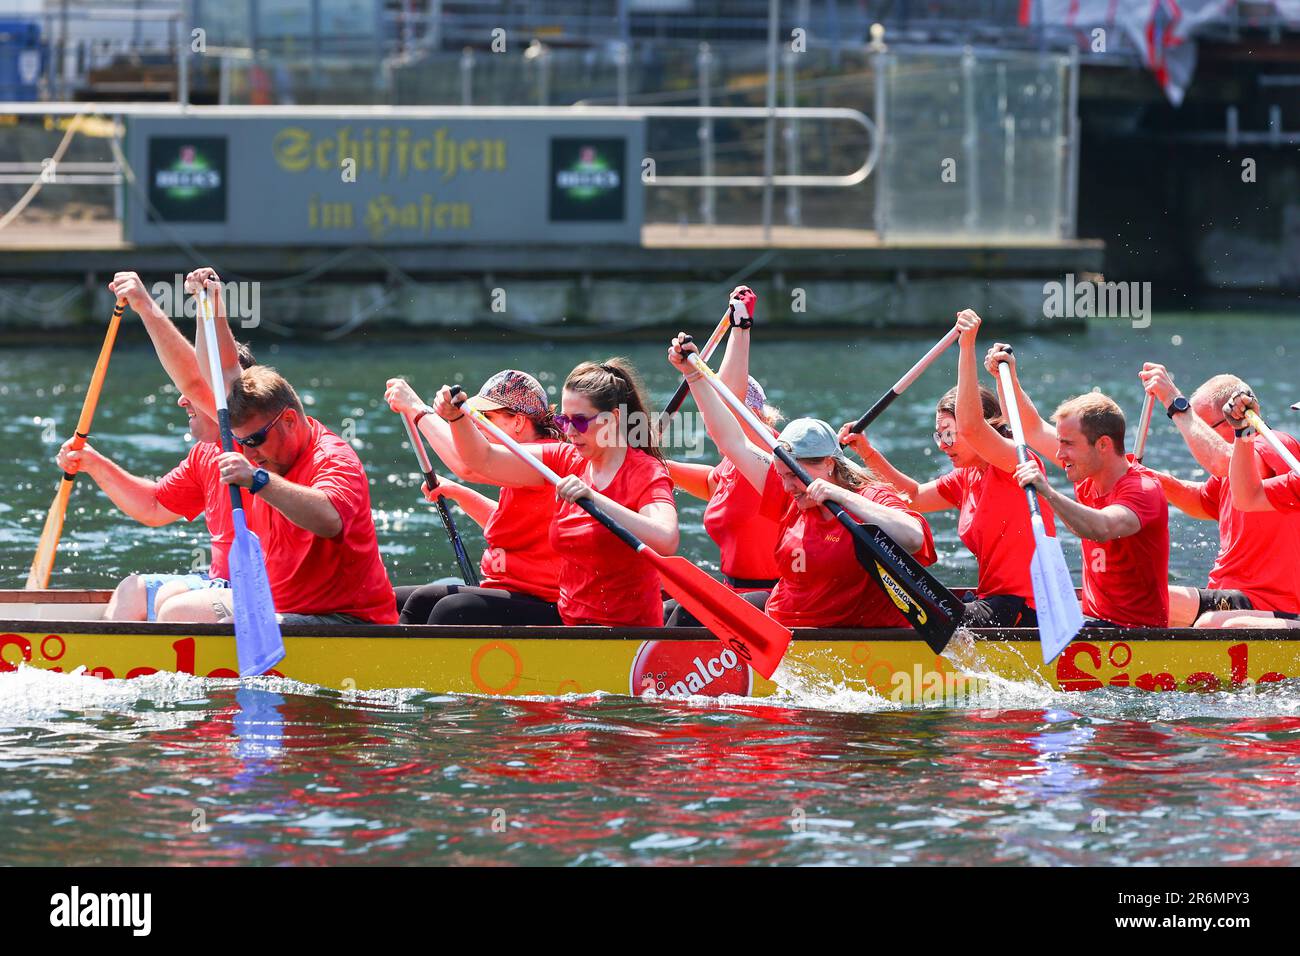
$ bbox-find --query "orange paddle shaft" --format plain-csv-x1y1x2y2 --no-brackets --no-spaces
25,298,126,589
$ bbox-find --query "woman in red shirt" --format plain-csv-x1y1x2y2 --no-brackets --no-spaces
666,286,782,623
838,310,1053,627
439,358,679,628
668,333,937,629
384,369,565,625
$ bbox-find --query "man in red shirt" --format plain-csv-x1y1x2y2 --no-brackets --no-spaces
1193,388,1300,629
990,346,1169,628
155,366,397,626
54,268,255,620
1138,366,1300,626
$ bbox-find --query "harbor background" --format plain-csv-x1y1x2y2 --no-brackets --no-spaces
4,1,1300,872
1,0,1298,335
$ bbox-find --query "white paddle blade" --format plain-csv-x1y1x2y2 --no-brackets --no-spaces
1030,530,1084,665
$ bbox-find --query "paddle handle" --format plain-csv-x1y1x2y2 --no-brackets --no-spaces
1245,410,1300,476
1133,392,1155,463
400,408,480,586
452,387,648,556
996,361,1047,522
849,326,959,434
657,305,733,435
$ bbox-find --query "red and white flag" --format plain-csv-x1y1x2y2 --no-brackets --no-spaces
1021,0,1245,106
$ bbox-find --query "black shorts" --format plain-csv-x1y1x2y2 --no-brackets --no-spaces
959,594,1038,628
1196,588,1255,616
1194,589,1299,620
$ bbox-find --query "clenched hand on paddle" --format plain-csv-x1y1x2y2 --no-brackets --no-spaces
439,382,793,680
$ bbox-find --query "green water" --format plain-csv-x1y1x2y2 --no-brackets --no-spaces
2,313,1300,866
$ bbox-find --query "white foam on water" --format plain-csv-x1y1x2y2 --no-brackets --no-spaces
0,664,215,721
0,665,436,724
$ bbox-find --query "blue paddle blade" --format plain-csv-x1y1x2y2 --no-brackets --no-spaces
228,509,285,677
1030,522,1084,665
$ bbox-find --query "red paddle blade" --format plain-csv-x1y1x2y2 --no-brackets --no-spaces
647,551,792,680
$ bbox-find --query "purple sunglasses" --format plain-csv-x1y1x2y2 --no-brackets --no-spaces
554,411,606,434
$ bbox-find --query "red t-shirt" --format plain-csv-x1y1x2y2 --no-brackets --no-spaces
1263,470,1300,513
1200,431,1300,613
154,441,239,580
542,443,676,627
245,418,397,624
1074,464,1169,628
702,458,781,585
758,465,938,628
934,456,1055,606
480,441,562,603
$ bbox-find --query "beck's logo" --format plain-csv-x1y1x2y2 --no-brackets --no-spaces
630,640,752,698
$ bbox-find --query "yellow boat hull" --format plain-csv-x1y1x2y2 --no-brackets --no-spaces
3,620,1299,702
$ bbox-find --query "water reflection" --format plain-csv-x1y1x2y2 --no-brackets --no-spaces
4,672,1300,865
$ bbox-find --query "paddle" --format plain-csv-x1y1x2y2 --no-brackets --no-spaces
1244,409,1300,476
847,326,960,434
656,302,735,437
996,360,1084,664
399,407,480,586
1133,393,1155,463
686,348,963,654
450,385,793,679
198,290,284,677
26,298,126,589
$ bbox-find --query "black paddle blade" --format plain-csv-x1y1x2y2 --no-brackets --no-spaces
844,519,963,654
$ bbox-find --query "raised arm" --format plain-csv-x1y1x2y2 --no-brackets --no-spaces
715,286,771,447
187,268,243,398
385,378,482,479
1223,389,1273,512
109,271,216,417
438,385,548,487
669,333,772,494
1139,362,1231,476
986,342,1058,464
955,311,1019,472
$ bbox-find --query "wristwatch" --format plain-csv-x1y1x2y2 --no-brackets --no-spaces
1166,396,1191,419
249,467,270,495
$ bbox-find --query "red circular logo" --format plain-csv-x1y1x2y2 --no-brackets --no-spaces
629,640,753,699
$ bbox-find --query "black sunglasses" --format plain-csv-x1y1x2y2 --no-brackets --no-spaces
234,407,288,448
